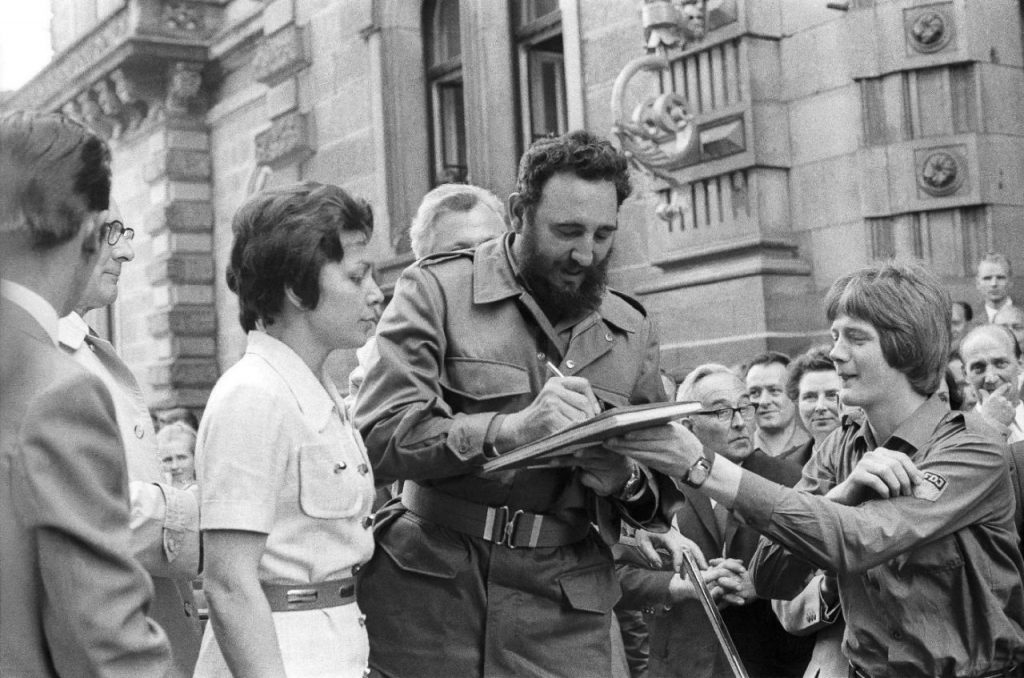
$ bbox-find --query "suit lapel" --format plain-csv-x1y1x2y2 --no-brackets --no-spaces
679,484,724,554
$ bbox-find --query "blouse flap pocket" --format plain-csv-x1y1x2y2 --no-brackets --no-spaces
558,563,621,614
298,444,366,519
444,358,531,401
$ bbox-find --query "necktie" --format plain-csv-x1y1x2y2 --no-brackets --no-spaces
713,501,730,542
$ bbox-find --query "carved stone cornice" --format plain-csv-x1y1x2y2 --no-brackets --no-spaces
3,0,226,137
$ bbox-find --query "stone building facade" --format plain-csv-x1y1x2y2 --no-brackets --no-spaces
4,0,1023,415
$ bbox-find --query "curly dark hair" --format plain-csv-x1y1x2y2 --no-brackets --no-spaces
785,345,835,402
0,110,111,247
226,182,373,332
513,130,631,219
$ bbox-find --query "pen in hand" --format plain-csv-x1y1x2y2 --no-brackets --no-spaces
545,361,610,414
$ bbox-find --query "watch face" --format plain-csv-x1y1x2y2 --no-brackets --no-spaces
686,458,710,487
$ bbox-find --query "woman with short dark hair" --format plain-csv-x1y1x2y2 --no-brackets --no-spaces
194,182,383,678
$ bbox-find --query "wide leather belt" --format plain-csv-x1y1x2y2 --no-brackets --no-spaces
402,481,591,549
850,663,1019,678
261,577,356,612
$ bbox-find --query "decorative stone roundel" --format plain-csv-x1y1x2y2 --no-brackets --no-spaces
918,150,964,197
907,9,953,54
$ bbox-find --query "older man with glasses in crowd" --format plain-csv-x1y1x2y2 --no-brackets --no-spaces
58,199,201,677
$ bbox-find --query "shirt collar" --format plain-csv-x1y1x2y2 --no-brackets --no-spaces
58,311,90,351
245,331,334,431
0,279,59,346
471,234,641,333
852,394,950,453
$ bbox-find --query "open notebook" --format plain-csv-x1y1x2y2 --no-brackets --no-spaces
482,400,703,473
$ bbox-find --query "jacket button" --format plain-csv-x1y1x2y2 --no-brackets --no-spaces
184,601,195,617
358,463,369,475
134,424,145,439
358,613,367,627
891,629,903,640
362,516,373,529
605,333,613,342
352,563,363,575
334,462,347,473
565,360,575,369
536,352,545,361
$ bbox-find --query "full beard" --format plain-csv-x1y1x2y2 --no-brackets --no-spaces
519,230,610,323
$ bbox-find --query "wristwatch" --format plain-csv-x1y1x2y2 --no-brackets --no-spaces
682,456,713,488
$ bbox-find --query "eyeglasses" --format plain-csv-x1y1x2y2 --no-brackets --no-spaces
101,220,135,246
695,403,758,423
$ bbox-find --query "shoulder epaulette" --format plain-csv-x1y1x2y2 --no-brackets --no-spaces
608,287,649,317
416,249,475,268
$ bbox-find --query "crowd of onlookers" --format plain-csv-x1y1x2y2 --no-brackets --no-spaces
5,111,1024,678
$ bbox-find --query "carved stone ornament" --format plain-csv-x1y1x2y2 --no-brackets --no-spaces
917,149,965,197
642,0,707,52
161,1,206,32
611,54,699,184
255,112,313,169
905,5,954,55
164,61,204,118
253,25,310,87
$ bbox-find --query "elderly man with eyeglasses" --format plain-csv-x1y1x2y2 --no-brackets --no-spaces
613,363,813,678
57,199,202,677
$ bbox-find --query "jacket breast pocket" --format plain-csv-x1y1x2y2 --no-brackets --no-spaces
297,444,370,519
443,357,532,407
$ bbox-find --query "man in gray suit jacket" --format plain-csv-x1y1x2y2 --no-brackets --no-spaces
0,110,171,677
59,197,201,676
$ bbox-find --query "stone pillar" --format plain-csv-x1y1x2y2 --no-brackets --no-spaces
144,62,219,411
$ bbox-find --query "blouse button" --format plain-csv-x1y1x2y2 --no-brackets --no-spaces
605,332,613,342
361,516,373,529
134,424,145,439
357,463,369,475
334,462,347,473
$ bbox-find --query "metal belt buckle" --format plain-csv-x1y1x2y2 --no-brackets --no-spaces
286,588,319,606
500,509,525,548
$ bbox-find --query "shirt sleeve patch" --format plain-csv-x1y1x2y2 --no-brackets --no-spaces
913,470,948,502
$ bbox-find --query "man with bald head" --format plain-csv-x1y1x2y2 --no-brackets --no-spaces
994,305,1024,353
961,323,1024,442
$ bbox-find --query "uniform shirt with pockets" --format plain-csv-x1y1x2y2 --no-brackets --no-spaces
746,397,1024,678
198,331,375,583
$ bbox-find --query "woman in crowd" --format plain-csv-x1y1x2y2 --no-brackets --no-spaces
157,421,198,489
194,182,383,677
772,345,847,678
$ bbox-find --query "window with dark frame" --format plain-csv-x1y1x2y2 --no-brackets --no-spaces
425,0,468,185
513,0,567,151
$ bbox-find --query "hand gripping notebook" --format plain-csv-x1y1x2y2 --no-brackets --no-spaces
482,400,703,473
